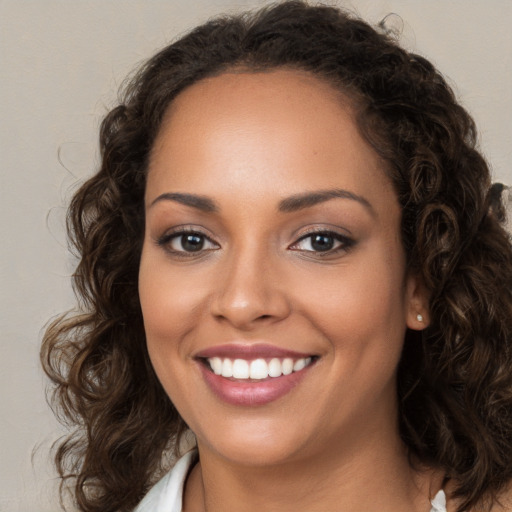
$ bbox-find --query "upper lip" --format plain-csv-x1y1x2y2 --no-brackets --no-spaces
195,343,315,360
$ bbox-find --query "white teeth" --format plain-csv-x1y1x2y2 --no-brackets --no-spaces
249,359,268,379
293,358,307,372
210,357,222,375
268,358,282,378
221,358,233,378
208,356,313,379
232,359,250,379
282,358,293,375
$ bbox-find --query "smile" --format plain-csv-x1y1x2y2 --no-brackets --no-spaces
207,356,313,379
195,344,318,406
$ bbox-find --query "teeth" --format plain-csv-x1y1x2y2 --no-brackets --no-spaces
282,358,293,375
221,358,233,378
232,359,249,379
208,356,312,379
210,357,222,375
293,358,307,372
249,359,268,379
268,358,282,377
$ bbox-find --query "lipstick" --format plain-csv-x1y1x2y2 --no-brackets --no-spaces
195,344,317,406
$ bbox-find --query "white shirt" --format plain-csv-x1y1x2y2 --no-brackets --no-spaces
134,450,447,512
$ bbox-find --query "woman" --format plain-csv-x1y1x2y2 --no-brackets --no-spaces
42,2,512,511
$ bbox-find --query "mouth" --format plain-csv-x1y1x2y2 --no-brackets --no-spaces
201,356,315,380
195,344,318,406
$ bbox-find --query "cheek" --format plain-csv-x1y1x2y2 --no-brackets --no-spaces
139,251,191,375
139,249,205,340
301,264,404,325
138,252,199,403
293,254,408,365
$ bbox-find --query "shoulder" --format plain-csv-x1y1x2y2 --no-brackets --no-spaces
134,450,197,512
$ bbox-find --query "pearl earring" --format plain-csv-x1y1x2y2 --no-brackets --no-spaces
416,314,423,322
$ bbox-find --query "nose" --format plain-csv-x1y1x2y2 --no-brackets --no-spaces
210,247,291,330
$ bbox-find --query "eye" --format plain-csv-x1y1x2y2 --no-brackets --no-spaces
289,231,354,254
158,230,219,254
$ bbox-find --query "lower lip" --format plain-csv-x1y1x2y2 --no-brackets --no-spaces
198,362,314,406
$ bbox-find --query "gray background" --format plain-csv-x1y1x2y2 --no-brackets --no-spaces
1,1,511,510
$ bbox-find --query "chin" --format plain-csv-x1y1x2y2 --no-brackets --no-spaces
194,416,310,467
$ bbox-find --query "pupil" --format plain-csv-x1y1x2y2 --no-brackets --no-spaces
182,234,204,252
312,234,334,251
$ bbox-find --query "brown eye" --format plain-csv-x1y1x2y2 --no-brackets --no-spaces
174,233,206,252
289,231,355,255
310,234,335,251
158,230,219,254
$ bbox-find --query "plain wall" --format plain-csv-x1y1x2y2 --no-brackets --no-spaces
1,1,511,510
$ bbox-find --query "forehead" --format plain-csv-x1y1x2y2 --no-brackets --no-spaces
147,69,394,210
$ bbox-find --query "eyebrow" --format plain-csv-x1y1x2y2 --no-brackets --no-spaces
149,188,374,215
149,192,219,212
278,189,374,215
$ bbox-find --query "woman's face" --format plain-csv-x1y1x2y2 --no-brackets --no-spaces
139,69,425,467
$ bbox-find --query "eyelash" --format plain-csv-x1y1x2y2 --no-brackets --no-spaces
288,229,355,256
156,228,355,258
156,228,219,258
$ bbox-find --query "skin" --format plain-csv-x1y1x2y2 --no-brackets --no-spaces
139,69,436,512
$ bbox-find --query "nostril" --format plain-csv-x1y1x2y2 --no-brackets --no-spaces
210,283,291,328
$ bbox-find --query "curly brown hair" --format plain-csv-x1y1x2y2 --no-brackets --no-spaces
41,2,512,511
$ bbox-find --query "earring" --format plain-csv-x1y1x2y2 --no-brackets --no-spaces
416,314,424,322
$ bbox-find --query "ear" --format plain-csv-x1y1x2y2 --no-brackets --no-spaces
405,273,430,331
